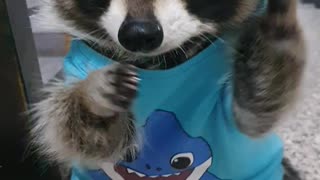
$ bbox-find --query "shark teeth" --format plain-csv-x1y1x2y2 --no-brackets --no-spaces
126,168,182,178
127,168,146,177
153,172,180,178
162,174,171,177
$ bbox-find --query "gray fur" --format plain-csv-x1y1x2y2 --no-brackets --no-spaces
30,64,140,168
233,0,305,137
30,0,305,176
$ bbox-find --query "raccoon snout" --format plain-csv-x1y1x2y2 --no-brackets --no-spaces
118,19,163,53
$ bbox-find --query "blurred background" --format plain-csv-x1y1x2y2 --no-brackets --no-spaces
0,0,319,179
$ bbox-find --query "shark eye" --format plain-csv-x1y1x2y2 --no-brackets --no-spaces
170,153,194,170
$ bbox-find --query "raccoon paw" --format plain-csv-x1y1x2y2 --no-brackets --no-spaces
103,63,139,111
82,63,139,116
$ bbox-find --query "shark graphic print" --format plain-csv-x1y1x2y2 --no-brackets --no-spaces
87,110,221,180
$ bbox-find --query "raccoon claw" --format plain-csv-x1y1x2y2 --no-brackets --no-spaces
105,64,139,111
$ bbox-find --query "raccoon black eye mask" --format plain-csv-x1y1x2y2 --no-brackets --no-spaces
41,0,260,63
31,0,305,179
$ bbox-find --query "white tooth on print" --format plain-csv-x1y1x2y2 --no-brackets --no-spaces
135,171,146,177
127,168,135,174
150,175,159,178
101,157,212,180
127,168,146,177
162,174,171,177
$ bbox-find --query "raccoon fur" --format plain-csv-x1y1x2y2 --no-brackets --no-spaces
31,0,305,179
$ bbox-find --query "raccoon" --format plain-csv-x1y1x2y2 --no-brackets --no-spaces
31,0,305,179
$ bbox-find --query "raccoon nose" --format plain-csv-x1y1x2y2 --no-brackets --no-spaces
118,20,163,52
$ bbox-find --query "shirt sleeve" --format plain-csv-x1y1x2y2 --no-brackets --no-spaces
71,168,93,180
221,79,240,133
63,56,89,84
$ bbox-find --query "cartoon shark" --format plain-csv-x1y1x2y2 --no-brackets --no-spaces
87,110,221,180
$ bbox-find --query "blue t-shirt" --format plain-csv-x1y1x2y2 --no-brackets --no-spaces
65,36,283,180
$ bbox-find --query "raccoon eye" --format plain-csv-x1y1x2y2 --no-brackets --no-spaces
185,0,239,22
76,0,111,17
170,153,194,170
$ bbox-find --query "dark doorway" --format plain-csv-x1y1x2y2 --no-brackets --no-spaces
0,0,60,179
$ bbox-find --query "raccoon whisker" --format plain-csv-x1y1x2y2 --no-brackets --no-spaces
162,53,168,69
72,28,103,41
199,33,214,45
169,50,176,58
86,30,109,49
185,38,197,45
111,43,127,61
156,55,162,68
174,49,179,57
177,46,188,60
157,56,161,67
87,28,106,37
110,48,118,59
170,50,179,66
96,34,109,50
151,57,156,67
111,46,121,60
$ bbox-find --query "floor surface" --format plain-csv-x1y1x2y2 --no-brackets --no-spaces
277,3,320,180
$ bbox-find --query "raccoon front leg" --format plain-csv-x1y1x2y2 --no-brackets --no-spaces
233,0,305,137
31,63,139,166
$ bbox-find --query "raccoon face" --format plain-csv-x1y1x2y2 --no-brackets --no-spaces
41,0,258,57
